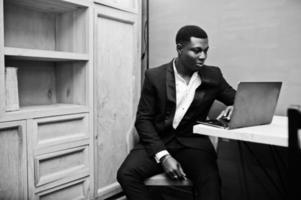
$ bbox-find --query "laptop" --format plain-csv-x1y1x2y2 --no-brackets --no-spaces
198,82,282,129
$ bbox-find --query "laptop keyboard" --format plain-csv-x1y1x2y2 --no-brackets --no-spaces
204,118,229,128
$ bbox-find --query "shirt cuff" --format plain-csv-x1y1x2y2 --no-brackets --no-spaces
154,150,170,163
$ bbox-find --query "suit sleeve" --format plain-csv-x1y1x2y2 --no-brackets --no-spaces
216,68,236,105
135,71,166,157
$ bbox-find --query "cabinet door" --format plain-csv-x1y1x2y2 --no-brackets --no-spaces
94,1,141,198
0,121,27,200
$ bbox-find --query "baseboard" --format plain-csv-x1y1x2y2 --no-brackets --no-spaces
97,182,123,199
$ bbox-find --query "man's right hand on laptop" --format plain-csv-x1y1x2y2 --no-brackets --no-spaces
217,106,234,121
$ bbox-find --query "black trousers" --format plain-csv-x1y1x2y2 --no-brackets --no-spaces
117,143,221,200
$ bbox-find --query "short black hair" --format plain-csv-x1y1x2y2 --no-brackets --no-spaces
175,25,208,44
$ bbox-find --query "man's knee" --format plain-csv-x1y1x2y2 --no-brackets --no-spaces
117,164,137,185
117,166,128,184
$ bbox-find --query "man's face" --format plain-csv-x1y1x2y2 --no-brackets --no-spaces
177,37,209,72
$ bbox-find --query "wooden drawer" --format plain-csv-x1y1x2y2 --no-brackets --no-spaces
36,178,90,200
34,145,89,187
32,113,89,151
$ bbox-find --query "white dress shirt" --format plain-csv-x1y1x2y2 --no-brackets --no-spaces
155,59,201,163
172,60,202,129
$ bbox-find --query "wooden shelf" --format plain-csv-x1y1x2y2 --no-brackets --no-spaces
4,47,89,61
0,104,89,122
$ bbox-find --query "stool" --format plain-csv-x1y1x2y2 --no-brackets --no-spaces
144,173,195,200
144,172,192,186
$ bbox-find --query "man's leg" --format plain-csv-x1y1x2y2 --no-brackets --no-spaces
173,148,221,200
117,148,163,200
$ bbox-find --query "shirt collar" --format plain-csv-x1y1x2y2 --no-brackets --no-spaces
172,58,200,84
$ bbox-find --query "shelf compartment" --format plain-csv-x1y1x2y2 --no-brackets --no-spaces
5,47,89,61
4,0,88,53
4,59,87,110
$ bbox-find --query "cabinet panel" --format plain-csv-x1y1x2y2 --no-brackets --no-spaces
37,178,89,200
0,121,27,200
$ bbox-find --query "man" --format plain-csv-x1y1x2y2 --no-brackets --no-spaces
117,25,236,200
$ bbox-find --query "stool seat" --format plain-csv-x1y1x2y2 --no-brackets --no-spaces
144,173,193,186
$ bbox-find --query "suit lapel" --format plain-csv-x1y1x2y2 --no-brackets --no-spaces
164,61,176,127
166,61,176,104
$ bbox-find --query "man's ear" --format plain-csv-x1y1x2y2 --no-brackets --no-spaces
176,43,183,54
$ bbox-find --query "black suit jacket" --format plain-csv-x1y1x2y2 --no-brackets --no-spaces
135,60,236,157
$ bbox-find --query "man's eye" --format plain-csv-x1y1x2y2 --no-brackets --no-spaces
192,49,200,53
192,48,209,54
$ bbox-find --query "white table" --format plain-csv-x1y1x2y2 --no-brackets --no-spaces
194,116,289,199
193,116,288,147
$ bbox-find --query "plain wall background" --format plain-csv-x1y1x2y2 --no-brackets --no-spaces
149,0,301,115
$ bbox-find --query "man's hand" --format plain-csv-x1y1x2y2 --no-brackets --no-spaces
161,155,186,180
217,106,234,121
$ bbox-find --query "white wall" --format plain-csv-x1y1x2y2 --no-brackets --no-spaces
149,0,301,115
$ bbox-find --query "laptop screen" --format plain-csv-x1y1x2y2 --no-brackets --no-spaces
228,82,282,129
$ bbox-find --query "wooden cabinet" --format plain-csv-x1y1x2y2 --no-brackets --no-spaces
0,0,141,199
0,0,94,199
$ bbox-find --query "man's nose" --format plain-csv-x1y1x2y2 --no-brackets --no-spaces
198,51,206,59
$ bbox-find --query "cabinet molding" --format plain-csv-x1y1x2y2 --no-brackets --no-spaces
94,0,138,14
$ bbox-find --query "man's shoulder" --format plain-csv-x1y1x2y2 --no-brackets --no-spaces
145,62,171,78
147,63,169,73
